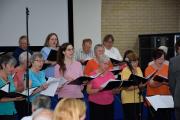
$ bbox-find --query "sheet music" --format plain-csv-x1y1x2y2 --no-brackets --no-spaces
21,87,37,96
40,77,67,96
146,95,174,111
0,83,9,92
101,79,120,89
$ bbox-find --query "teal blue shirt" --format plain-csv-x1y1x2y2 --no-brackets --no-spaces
29,69,46,102
0,75,17,115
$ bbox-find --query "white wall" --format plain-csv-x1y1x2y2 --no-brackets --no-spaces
0,0,69,46
73,0,101,50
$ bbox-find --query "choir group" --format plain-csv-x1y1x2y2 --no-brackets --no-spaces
0,33,180,120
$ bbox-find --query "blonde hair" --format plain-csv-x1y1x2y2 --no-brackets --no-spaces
53,98,86,120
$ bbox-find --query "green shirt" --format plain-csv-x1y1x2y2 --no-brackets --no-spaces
0,75,17,115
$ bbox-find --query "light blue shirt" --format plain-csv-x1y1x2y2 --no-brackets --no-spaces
41,47,56,78
29,69,46,102
0,75,17,115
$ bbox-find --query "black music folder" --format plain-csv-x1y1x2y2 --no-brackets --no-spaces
128,74,147,84
153,75,168,83
68,76,94,85
110,58,124,66
47,49,57,61
110,69,121,75
101,79,121,90
41,63,51,70
81,60,89,66
0,90,27,98
101,79,135,90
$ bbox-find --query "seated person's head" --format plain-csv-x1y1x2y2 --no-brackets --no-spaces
30,52,44,71
82,38,92,53
103,34,114,49
19,35,28,50
53,98,86,120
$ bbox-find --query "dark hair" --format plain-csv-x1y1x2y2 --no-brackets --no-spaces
123,50,134,61
82,38,92,45
44,33,59,47
57,43,73,75
175,40,180,53
152,49,165,60
103,34,114,43
0,54,17,69
126,52,139,62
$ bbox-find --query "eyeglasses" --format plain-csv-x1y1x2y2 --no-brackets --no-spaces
66,48,74,51
34,59,45,63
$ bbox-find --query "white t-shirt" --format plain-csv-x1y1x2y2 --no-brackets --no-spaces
21,116,32,120
104,47,123,61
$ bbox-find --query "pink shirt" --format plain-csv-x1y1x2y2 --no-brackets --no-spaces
89,71,115,105
55,61,84,98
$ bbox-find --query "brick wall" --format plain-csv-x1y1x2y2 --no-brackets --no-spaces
102,0,179,56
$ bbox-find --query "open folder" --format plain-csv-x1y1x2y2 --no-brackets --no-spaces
153,75,168,83
128,74,148,84
110,58,124,66
40,77,67,96
110,69,122,75
68,76,94,85
146,95,174,111
47,49,57,61
100,79,135,90
0,90,28,98
0,84,36,98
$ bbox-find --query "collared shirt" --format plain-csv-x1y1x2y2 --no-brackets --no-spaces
104,47,123,61
75,48,94,61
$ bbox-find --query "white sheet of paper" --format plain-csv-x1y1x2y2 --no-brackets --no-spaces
40,77,67,96
146,95,174,111
21,87,37,96
0,83,9,92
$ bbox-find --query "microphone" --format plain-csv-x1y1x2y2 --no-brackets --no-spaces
26,7,29,15
124,57,133,73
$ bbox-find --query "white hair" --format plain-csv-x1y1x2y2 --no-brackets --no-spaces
19,51,31,64
158,46,168,54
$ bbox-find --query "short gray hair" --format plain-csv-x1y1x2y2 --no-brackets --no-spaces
32,95,51,111
0,54,16,69
19,52,31,64
98,54,110,63
94,44,104,52
30,52,44,63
